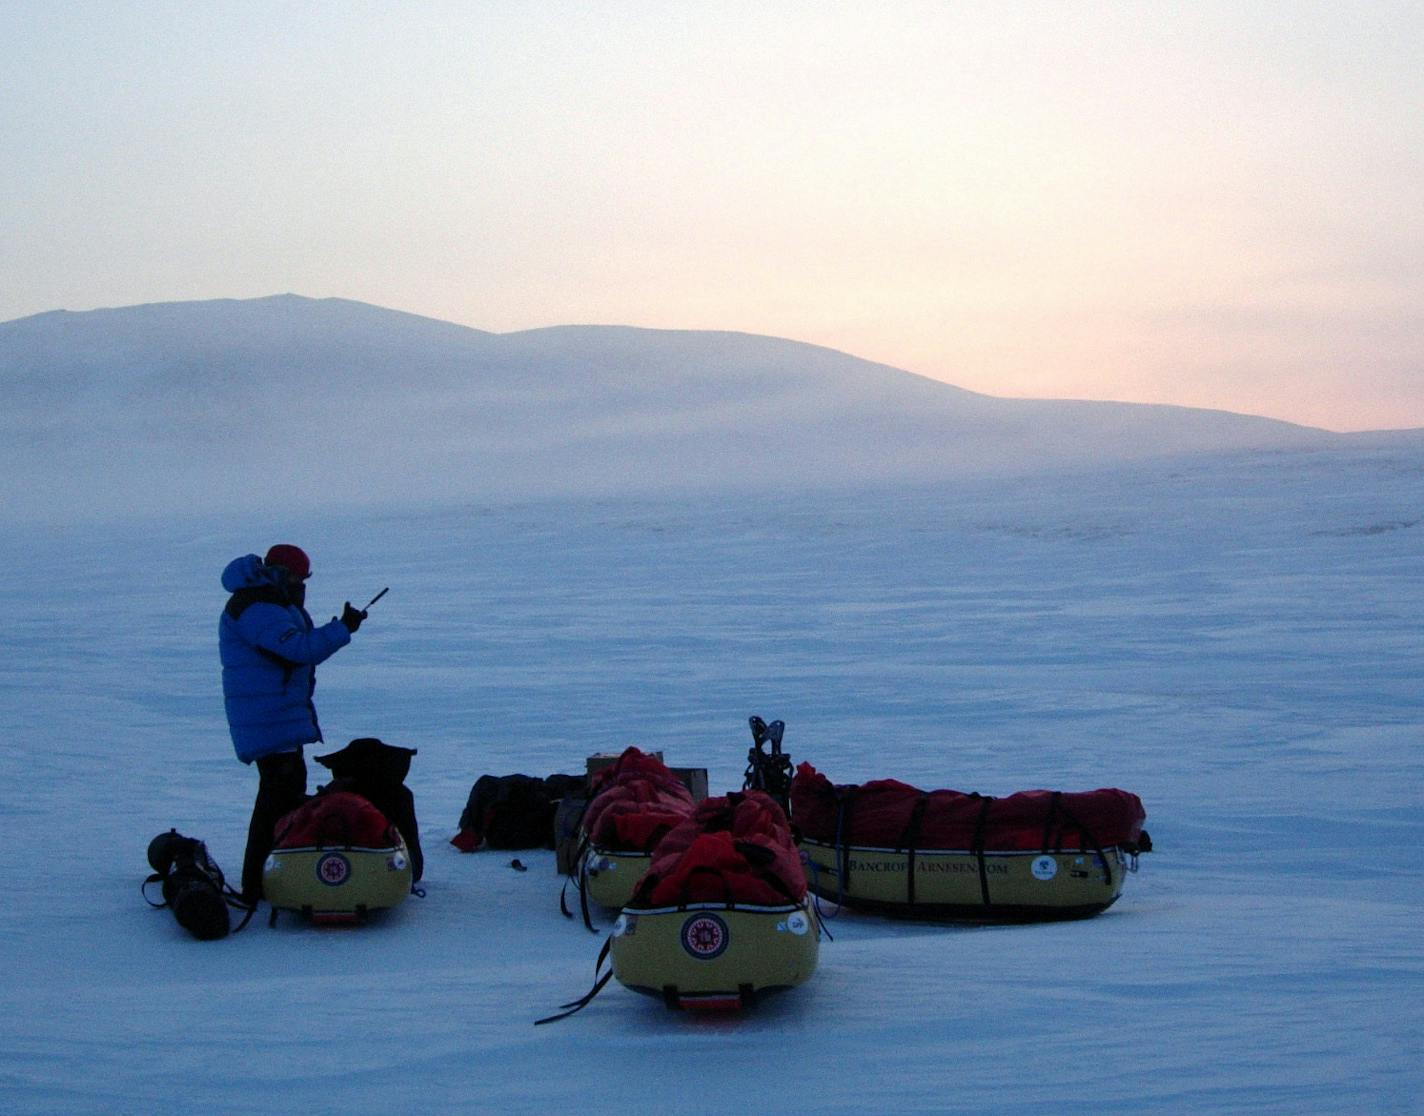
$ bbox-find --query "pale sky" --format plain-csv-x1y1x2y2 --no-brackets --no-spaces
3,2,1421,430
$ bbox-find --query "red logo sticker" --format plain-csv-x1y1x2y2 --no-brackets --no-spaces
680,913,730,960
316,852,352,886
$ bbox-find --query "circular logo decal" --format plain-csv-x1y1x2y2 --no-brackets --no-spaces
316,852,352,886
785,911,810,936
680,913,730,960
1031,855,1058,881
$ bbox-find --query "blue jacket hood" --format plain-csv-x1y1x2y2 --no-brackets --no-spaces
222,554,280,593
220,553,351,763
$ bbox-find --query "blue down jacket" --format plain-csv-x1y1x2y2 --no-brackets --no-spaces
219,554,352,763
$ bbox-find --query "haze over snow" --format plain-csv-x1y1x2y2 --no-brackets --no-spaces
4,294,1408,524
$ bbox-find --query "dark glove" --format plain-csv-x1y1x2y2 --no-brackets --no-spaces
340,602,367,633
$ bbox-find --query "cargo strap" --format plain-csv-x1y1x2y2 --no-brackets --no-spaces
895,794,929,906
559,831,601,933
1035,790,1117,887
1040,791,1063,853
1060,802,1114,888
1125,829,1153,871
832,785,858,909
970,794,996,907
535,936,613,1025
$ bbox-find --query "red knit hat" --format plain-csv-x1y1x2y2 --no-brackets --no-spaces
264,544,311,580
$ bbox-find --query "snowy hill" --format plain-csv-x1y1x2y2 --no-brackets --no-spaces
0,294,1385,522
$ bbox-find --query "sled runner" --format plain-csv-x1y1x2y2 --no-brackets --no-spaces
263,790,414,925
609,790,819,1011
792,763,1151,922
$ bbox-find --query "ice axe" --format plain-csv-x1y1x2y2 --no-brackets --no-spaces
362,587,389,610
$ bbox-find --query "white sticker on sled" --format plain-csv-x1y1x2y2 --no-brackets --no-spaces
1031,855,1058,881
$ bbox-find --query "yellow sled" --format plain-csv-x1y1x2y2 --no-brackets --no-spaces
801,839,1132,922
581,843,652,911
263,837,414,924
610,898,819,1011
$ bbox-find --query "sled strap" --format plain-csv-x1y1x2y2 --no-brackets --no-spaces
1040,791,1062,853
896,794,929,907
1053,800,1115,888
560,831,599,932
535,937,613,1025
1125,829,1153,870
577,839,598,933
971,795,995,908
834,786,857,908
141,873,167,908
220,881,258,933
230,897,257,934
735,837,798,905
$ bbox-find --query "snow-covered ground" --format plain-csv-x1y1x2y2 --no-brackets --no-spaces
1,443,1420,1114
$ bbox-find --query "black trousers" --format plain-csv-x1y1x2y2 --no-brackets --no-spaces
241,750,308,901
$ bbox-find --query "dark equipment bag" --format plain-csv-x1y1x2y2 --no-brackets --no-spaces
452,772,584,851
143,830,250,940
314,737,424,882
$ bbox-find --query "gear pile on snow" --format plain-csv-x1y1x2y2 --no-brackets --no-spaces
605,789,819,1012
583,747,697,855
630,790,806,908
313,737,423,881
142,830,251,941
274,790,395,849
565,746,698,918
791,761,1151,921
791,763,1148,851
262,739,422,925
452,772,584,852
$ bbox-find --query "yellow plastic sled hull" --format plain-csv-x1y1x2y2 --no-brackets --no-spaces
581,845,652,911
801,838,1128,922
263,839,413,920
610,899,819,1010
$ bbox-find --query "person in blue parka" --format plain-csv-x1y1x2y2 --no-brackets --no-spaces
220,543,367,902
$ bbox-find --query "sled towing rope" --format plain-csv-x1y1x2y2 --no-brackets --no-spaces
535,937,615,1025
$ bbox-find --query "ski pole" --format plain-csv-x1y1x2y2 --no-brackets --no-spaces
363,587,389,610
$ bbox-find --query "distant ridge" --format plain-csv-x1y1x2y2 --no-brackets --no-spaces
0,294,1383,522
